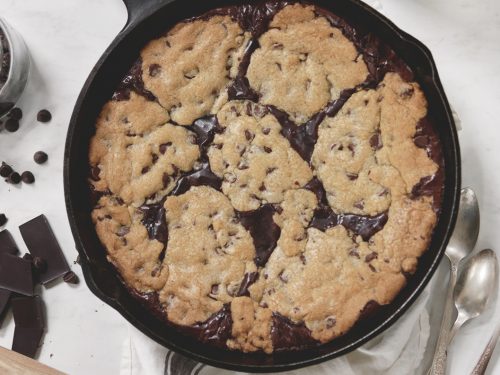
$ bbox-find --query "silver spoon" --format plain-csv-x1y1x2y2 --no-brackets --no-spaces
447,249,498,345
469,250,499,375
429,187,480,375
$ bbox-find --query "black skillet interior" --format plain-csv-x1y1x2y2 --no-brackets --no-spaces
64,0,460,372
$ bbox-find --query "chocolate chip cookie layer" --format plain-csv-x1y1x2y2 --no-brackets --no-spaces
89,1,444,353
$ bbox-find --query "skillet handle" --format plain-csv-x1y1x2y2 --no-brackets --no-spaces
121,0,164,30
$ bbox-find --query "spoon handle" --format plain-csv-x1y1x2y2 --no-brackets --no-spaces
429,261,458,375
470,323,500,375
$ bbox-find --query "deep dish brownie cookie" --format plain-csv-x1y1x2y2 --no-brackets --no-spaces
89,1,444,353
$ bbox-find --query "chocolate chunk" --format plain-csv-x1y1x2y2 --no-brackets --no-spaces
11,295,45,358
0,230,18,255
0,213,7,227
0,162,12,177
19,215,71,284
271,313,319,351
33,151,48,164
7,171,21,184
0,253,34,295
182,304,232,347
113,59,156,102
0,289,10,327
236,272,259,297
8,107,22,120
63,271,79,284
139,201,168,244
236,204,281,267
21,171,35,184
36,109,52,123
5,118,19,132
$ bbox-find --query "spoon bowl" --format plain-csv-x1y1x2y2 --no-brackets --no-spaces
448,249,499,344
446,188,480,263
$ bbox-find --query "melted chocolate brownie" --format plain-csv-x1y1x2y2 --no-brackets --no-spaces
89,1,444,353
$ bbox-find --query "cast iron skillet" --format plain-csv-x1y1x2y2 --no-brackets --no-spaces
64,0,461,372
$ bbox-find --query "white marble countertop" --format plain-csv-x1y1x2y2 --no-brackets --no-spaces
0,0,499,374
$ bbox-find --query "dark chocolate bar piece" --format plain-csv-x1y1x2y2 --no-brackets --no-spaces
12,326,44,358
11,296,45,358
0,288,10,327
19,215,70,284
0,253,33,296
0,229,19,255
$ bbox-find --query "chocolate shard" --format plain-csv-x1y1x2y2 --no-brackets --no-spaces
0,253,33,296
11,296,45,358
0,229,19,255
19,215,70,284
0,288,11,327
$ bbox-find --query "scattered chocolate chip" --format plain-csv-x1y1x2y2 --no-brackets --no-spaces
5,118,19,132
8,107,22,120
0,162,12,177
159,142,172,154
21,171,35,184
0,213,7,227
8,172,21,184
33,257,47,273
63,271,79,284
37,109,52,123
263,146,272,153
33,151,48,164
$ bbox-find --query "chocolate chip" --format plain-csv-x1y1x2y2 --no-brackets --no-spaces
349,249,360,258
8,107,22,120
278,270,288,283
21,171,35,184
33,151,48,164
347,143,355,156
5,118,19,132
413,135,429,148
365,251,378,262
210,284,219,294
244,130,254,141
188,134,197,145
37,109,52,123
8,172,21,184
159,142,172,154
262,128,271,135
369,264,376,272
353,200,365,210
0,213,7,227
152,154,159,164
266,167,276,174
370,133,382,150
259,183,266,192
263,146,272,153
149,64,161,77
0,162,12,177
63,271,79,284
346,172,358,180
141,166,150,174
33,257,47,273
299,254,307,265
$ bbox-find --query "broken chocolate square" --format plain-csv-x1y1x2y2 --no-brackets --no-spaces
0,253,33,296
11,295,45,358
19,215,70,284
0,229,19,255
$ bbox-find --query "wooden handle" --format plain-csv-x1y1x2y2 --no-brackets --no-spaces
0,346,66,375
